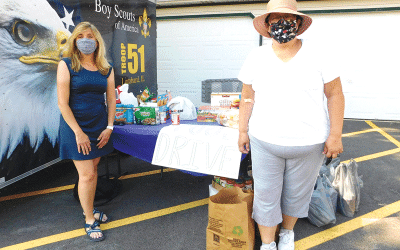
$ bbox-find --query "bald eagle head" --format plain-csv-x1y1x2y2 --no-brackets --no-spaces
0,0,70,160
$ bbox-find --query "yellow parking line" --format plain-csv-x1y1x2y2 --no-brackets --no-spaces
342,128,379,137
0,198,209,250
0,185,75,202
0,168,175,203
295,200,400,250
365,121,400,148
119,168,175,180
341,148,400,164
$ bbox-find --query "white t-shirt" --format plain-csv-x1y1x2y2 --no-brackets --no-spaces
238,39,340,146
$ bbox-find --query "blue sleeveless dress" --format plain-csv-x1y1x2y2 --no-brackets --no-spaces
59,58,114,160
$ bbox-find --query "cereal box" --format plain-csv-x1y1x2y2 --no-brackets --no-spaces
157,93,170,118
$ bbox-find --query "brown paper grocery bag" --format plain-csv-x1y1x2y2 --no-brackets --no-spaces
206,187,255,250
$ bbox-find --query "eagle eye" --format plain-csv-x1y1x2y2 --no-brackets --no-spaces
12,20,36,45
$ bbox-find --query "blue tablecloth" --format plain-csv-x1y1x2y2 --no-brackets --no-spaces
112,119,218,175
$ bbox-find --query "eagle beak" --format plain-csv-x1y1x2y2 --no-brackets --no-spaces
19,30,69,65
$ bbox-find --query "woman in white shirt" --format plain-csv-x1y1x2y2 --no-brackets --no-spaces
238,0,344,250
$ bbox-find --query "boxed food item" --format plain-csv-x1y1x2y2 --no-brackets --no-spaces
115,104,135,125
211,92,241,107
157,93,170,119
197,106,225,122
134,107,160,125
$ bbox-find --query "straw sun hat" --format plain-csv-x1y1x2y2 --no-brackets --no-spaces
253,0,312,38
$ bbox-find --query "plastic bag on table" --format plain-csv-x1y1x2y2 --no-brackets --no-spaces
216,109,239,129
320,157,341,183
308,175,336,227
332,159,363,217
167,96,197,120
119,91,138,106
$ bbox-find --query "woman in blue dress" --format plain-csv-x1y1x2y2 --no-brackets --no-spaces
57,22,116,242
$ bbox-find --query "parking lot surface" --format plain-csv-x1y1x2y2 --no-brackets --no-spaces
0,119,399,250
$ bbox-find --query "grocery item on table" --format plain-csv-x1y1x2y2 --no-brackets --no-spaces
216,108,239,129
157,93,170,119
114,104,135,125
211,92,241,107
160,112,167,124
171,112,180,125
137,87,153,105
197,106,228,122
134,106,160,125
167,96,197,120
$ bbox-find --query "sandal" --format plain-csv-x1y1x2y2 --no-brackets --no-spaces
84,221,105,242
83,208,110,223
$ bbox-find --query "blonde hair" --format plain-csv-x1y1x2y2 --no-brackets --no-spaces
64,22,111,75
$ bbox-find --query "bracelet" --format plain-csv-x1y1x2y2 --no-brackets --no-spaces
106,125,114,130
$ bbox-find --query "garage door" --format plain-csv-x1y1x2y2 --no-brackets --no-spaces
157,16,259,107
158,11,400,120
295,11,400,121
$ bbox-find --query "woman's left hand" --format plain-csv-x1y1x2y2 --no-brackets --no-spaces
97,128,112,149
323,134,343,159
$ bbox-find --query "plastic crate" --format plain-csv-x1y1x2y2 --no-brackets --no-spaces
201,78,243,103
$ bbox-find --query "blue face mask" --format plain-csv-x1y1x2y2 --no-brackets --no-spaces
76,38,97,55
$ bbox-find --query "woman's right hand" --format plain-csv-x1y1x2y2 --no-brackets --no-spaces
238,131,250,154
75,130,91,155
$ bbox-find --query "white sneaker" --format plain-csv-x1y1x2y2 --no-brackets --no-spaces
278,229,294,250
260,241,277,250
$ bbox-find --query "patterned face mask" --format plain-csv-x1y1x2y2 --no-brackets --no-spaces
76,38,97,55
269,19,298,44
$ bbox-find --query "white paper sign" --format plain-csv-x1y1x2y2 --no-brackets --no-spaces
152,124,241,179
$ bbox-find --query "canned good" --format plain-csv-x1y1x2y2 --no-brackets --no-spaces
225,179,235,188
172,113,180,125
233,179,245,189
160,111,167,124
243,176,253,191
155,108,161,125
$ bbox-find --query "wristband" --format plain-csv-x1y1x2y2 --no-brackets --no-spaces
106,125,114,130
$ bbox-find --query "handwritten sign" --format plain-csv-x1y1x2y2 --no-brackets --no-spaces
152,125,241,179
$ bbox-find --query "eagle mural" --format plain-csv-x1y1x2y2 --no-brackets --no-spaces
0,0,71,182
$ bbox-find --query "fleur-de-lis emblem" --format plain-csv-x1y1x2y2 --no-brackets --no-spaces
139,8,151,38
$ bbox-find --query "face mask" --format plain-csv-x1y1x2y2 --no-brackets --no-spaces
270,19,298,44
76,38,97,55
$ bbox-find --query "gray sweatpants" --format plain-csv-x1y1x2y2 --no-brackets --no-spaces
249,135,325,227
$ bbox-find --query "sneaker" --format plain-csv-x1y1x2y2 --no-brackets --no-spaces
278,229,295,250
261,241,277,250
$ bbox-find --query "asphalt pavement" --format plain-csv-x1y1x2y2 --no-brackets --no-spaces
0,119,399,250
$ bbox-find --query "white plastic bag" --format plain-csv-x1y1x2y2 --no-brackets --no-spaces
332,159,363,217
216,109,239,129
320,157,341,183
321,174,338,213
167,96,197,120
119,92,138,106
308,175,337,227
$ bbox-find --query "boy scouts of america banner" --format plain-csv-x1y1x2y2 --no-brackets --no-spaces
0,0,156,187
